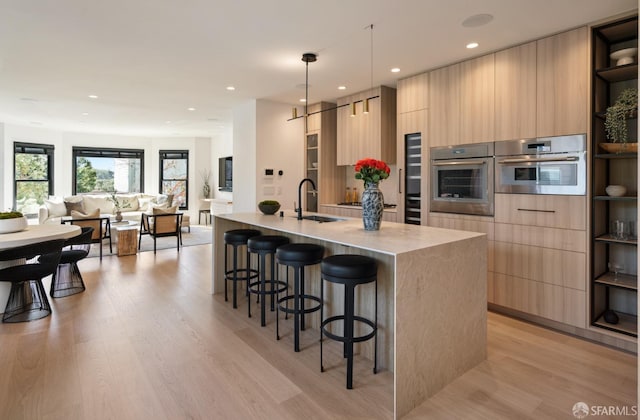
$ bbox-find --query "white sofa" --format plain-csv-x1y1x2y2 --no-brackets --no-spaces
38,193,176,225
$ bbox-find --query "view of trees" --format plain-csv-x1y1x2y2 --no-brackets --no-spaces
14,153,49,216
76,157,115,193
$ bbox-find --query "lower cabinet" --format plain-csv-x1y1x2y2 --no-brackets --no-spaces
492,193,588,328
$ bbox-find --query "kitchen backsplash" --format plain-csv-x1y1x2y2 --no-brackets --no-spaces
344,164,398,205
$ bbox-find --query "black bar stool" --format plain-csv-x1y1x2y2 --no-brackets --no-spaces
320,254,378,389
224,229,261,308
247,235,290,326
275,243,324,352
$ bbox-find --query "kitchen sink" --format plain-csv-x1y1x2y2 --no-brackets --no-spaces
298,215,344,223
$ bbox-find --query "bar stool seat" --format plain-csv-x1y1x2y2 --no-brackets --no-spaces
224,229,261,309
247,235,290,326
320,254,378,389
275,243,324,352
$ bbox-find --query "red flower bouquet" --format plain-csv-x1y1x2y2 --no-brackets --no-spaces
354,158,390,184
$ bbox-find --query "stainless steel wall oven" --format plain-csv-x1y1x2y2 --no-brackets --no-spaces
495,135,586,195
430,142,494,216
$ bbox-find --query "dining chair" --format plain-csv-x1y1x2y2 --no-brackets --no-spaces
62,216,111,260
50,226,94,298
0,239,65,322
139,213,183,254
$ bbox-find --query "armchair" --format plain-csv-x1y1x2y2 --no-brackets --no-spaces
62,216,112,260
139,213,183,254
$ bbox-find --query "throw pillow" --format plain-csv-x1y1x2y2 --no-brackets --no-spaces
70,208,100,218
45,199,67,218
138,197,154,212
82,195,114,215
65,200,85,216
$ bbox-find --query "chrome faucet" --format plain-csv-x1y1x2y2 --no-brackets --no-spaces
297,178,317,220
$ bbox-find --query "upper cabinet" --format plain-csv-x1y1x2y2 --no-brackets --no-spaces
428,63,461,147
428,54,495,146
495,41,537,141
336,86,396,166
397,72,429,114
536,27,589,137
460,54,495,143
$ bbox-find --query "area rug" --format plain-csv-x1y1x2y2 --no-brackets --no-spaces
87,225,212,258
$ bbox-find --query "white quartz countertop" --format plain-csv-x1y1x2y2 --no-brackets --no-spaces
321,203,397,213
215,211,484,256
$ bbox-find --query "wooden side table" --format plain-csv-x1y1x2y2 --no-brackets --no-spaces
116,225,138,256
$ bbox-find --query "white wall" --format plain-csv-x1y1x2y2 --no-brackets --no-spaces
0,123,218,221
256,99,304,212
232,100,258,212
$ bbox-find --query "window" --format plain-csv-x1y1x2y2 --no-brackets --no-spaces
72,147,144,194
14,142,54,218
159,150,188,209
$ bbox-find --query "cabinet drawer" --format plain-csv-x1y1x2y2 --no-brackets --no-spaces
494,223,586,253
491,273,586,327
495,193,586,230
494,241,585,290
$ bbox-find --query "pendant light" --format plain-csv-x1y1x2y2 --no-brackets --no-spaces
290,52,317,128
363,24,374,114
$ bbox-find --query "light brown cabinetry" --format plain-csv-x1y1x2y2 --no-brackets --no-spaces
428,63,460,147
536,26,589,137
492,193,587,328
319,205,397,222
305,102,344,211
336,86,396,166
397,72,428,113
460,54,495,143
494,41,537,141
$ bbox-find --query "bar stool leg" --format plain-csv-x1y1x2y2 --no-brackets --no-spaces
260,253,267,326
345,284,355,389
374,277,378,374
320,277,324,372
294,266,300,352
270,253,276,312
300,268,306,331
232,245,239,308
224,244,229,302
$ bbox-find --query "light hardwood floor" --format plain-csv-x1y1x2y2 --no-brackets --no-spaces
0,244,636,419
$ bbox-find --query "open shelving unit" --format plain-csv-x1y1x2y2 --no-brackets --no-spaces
589,15,638,338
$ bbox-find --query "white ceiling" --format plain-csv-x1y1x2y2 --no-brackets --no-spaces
0,0,636,138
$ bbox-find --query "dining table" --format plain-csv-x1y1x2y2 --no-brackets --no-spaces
0,223,81,311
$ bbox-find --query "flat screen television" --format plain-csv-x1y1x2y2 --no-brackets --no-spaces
219,156,232,192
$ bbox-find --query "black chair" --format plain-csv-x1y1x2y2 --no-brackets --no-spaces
247,235,290,326
0,239,65,322
139,213,183,254
224,229,261,309
275,243,324,352
320,254,378,389
50,227,94,298
62,216,112,260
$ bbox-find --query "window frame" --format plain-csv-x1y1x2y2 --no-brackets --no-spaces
72,146,145,194
159,150,189,210
13,142,54,217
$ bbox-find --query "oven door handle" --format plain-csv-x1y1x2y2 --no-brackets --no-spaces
432,160,487,166
497,156,579,164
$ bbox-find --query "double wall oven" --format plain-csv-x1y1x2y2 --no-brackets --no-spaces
429,135,586,217
430,142,494,216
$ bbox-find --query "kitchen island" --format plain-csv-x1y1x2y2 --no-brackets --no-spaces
212,212,487,418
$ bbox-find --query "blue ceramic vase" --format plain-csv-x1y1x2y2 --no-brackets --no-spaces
362,182,384,231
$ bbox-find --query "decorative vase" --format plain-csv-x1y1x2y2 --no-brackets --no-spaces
361,182,384,231
203,182,211,199
115,211,123,222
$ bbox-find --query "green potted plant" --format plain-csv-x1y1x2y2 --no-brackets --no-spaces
604,87,638,150
0,211,27,234
258,200,280,215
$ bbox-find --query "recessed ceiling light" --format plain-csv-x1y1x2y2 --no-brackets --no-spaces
462,14,494,28
338,86,347,90
391,68,401,73
82,112,89,116
299,98,306,103
226,86,235,91
466,42,479,49
187,107,196,111
88,95,98,99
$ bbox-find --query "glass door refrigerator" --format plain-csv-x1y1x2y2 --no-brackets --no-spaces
404,133,421,224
